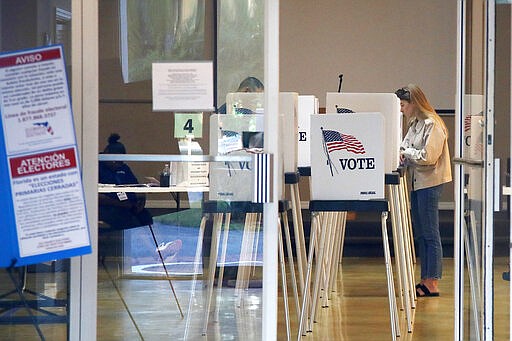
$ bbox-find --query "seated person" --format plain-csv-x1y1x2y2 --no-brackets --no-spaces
98,133,152,229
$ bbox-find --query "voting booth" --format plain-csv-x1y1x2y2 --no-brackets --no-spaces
468,114,484,201
463,95,484,156
300,113,403,339
310,113,385,200
325,93,401,173
463,95,484,202
297,95,319,169
225,92,264,115
205,93,299,335
279,92,299,174
209,113,265,201
210,92,299,201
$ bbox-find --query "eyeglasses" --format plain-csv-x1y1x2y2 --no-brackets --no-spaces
395,87,410,101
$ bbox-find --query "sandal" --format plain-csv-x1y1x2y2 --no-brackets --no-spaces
416,284,440,297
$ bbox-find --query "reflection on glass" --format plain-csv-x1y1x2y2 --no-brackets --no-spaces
98,194,265,339
209,114,263,203
119,0,205,83
217,0,264,107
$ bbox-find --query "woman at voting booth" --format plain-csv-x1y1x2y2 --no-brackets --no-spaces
396,84,452,297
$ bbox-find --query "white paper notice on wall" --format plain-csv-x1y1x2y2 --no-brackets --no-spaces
310,113,385,200
152,61,214,112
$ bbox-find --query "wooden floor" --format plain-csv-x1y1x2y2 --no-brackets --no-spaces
0,257,510,340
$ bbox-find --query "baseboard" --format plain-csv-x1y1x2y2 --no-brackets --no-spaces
147,199,456,211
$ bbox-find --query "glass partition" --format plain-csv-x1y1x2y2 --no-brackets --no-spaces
456,1,488,339
0,2,72,341
97,1,271,339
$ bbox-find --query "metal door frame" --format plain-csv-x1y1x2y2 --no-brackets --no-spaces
454,1,495,340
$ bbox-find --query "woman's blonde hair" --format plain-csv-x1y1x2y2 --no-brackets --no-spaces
407,84,448,137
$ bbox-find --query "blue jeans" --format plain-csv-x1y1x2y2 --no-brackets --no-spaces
410,184,443,280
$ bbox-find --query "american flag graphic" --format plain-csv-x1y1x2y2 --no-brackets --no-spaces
222,129,240,138
464,115,471,132
34,121,54,135
233,107,254,115
322,129,365,154
335,105,355,114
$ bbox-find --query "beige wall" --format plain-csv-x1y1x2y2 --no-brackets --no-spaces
280,0,457,109
98,1,511,206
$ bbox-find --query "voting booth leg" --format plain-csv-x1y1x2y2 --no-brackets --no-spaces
468,210,481,287
282,210,301,320
278,221,292,341
331,212,347,292
297,212,319,338
393,179,417,310
399,189,416,307
251,213,263,277
202,213,223,335
400,175,416,264
213,213,231,320
380,212,400,341
326,212,343,300
308,212,330,332
464,210,483,330
290,183,307,299
320,212,337,308
184,214,208,338
387,186,405,312
216,213,231,294
235,213,258,305
388,184,413,332
149,224,184,318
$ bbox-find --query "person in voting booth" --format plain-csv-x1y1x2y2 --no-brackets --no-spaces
217,76,264,114
98,133,153,230
396,84,452,297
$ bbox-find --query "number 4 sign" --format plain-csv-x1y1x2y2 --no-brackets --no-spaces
174,113,203,139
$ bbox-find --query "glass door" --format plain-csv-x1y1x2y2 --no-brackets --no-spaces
454,0,492,340
96,1,280,340
455,1,512,340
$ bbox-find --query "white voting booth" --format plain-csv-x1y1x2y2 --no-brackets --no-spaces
464,95,484,202
209,92,299,201
312,93,416,335
301,112,404,339
297,95,319,169
325,92,401,173
310,113,385,200
280,92,299,174
468,115,484,202
209,113,264,201
205,92,300,337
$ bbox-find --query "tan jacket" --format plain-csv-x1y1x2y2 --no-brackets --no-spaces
400,117,452,191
